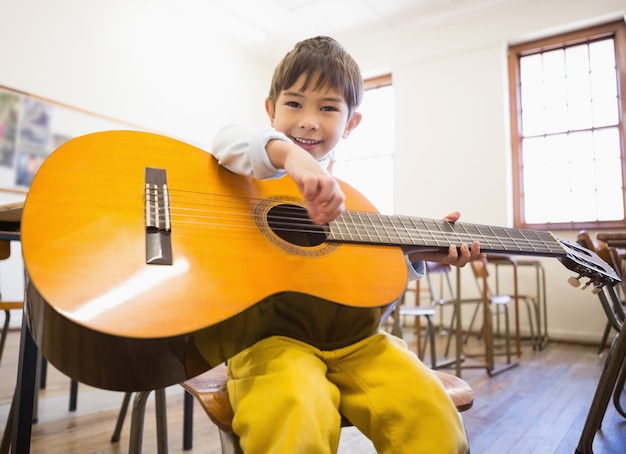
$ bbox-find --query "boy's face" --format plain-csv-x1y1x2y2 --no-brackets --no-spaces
265,74,361,161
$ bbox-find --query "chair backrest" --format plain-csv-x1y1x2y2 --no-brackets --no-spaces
424,262,456,305
577,231,623,280
0,241,10,261
470,257,491,297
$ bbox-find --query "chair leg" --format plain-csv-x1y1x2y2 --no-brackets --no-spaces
112,390,174,452
129,391,151,454
494,303,512,364
464,301,483,344
154,388,168,454
126,390,168,454
524,299,537,350
598,321,612,355
419,315,437,369
531,298,542,350
69,380,78,412
111,392,133,443
0,310,10,366
444,307,456,357
613,359,626,418
183,391,194,450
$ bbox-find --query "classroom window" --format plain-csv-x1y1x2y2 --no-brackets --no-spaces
332,74,394,214
508,20,626,230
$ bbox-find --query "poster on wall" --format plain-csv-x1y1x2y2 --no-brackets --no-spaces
0,91,21,175
0,85,142,193
0,92,62,191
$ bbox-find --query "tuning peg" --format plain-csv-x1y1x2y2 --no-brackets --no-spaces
591,284,603,294
567,275,581,288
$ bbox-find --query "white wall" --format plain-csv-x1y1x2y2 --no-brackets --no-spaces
1,0,624,342
0,0,274,326
1,0,271,144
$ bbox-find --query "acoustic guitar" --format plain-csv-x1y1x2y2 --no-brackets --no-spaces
21,130,620,391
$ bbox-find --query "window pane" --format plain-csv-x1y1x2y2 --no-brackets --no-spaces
594,128,624,220
333,156,393,214
565,45,592,130
589,39,615,70
333,82,394,214
510,22,625,229
335,85,394,160
521,128,624,224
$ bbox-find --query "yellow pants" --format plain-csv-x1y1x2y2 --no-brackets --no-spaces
227,332,468,453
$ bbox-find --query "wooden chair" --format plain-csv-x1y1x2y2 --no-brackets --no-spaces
181,363,474,454
464,257,517,374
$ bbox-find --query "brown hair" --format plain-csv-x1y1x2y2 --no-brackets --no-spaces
268,36,364,116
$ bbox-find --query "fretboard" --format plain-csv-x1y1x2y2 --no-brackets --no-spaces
327,211,566,257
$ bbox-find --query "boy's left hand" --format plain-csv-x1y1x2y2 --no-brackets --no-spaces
406,211,484,267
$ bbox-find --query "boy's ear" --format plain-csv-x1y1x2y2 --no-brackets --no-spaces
265,98,275,126
342,112,362,139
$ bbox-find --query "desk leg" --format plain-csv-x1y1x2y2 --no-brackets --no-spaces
10,317,37,454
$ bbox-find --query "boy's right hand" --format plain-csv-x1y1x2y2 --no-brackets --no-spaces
267,140,346,225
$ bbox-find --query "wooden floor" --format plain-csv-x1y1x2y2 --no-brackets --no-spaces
0,328,625,453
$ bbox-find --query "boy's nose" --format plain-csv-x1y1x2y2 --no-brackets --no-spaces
298,111,319,129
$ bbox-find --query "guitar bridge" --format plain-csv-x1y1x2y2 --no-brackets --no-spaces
145,167,173,265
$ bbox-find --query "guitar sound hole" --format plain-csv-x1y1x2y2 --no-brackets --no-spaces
267,204,327,247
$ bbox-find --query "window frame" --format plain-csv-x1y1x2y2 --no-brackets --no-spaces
508,20,626,230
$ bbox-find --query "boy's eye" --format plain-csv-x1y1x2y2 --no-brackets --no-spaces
321,106,339,112
286,101,301,108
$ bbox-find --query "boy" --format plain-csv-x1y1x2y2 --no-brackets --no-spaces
208,36,480,453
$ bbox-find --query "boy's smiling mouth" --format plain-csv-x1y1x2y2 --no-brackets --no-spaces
291,136,322,149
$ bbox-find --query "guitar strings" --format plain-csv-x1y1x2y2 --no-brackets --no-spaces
148,187,564,255
163,188,559,252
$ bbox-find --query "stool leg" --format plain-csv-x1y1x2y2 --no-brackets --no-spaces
129,391,151,454
505,305,511,364
183,391,193,450
111,392,132,443
154,388,168,454
69,380,78,412
420,315,437,369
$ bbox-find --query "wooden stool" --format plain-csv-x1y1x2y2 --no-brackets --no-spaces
181,363,474,454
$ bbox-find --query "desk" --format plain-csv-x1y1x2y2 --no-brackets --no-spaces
596,232,626,248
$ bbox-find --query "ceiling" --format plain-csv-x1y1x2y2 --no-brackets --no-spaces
157,0,527,62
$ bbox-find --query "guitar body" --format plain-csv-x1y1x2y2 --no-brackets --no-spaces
22,130,407,391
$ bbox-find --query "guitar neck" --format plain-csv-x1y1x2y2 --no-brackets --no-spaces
328,211,566,257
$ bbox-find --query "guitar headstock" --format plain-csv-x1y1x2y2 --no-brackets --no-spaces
557,238,621,293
